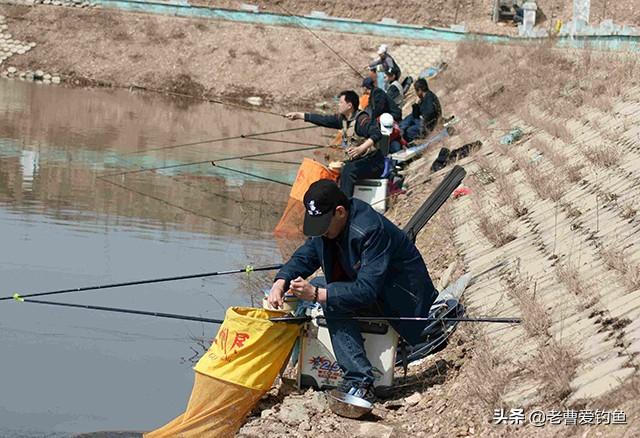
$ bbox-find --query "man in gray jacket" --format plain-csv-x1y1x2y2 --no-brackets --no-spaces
268,180,438,406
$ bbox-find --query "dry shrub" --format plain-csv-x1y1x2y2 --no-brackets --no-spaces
533,338,578,403
494,171,528,217
515,156,564,202
620,202,637,220
600,245,640,292
502,268,551,338
461,331,510,411
582,143,624,168
555,260,599,309
565,163,584,183
531,137,563,166
471,194,516,247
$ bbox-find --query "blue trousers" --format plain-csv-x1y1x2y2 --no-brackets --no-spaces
311,277,377,388
400,114,423,143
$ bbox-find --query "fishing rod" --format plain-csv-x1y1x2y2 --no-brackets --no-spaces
127,83,284,118
275,4,364,79
122,125,320,156
11,296,520,326
213,144,328,164
102,144,326,179
270,315,522,324
211,163,293,187
12,296,225,325
243,158,302,166
245,137,327,148
1,264,283,302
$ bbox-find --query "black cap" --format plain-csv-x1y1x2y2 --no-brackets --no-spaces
361,77,375,90
303,179,345,237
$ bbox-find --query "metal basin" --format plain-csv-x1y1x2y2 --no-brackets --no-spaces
327,389,373,419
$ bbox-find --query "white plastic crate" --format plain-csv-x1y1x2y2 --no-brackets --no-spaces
297,308,398,391
353,178,388,213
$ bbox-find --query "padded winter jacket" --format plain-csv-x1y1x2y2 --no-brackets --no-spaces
275,198,438,345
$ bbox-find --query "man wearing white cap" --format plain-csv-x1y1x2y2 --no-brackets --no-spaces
367,44,401,90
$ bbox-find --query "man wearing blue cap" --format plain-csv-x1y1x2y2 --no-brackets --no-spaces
267,179,438,409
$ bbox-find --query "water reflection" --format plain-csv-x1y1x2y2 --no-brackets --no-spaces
0,79,321,435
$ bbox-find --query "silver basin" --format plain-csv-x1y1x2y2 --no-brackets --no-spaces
327,389,373,419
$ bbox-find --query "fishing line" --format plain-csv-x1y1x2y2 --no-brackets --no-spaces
211,163,293,187
121,125,320,156
95,174,245,230
2,264,283,301
274,4,364,79
103,144,326,178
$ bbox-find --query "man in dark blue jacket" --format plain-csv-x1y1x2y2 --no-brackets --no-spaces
285,90,385,197
267,179,438,404
400,78,442,143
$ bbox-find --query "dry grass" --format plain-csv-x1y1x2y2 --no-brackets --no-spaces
461,331,511,411
515,155,565,202
471,199,516,247
555,260,599,309
494,171,528,217
533,338,579,403
582,143,624,168
600,245,640,292
502,268,551,338
446,43,639,132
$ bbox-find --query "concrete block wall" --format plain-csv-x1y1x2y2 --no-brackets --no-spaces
392,42,456,79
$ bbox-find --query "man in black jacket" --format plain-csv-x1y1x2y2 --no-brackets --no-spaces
268,179,437,407
285,90,385,197
400,78,442,143
362,77,402,122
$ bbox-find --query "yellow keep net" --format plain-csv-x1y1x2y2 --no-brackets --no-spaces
145,307,301,438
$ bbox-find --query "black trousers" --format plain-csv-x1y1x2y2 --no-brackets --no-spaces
339,150,385,197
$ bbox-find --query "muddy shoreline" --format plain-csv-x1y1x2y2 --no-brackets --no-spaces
0,3,415,109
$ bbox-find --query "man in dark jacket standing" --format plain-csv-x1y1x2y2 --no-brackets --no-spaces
285,90,385,197
400,78,442,143
267,180,438,406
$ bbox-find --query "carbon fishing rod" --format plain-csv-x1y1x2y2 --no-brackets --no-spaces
102,144,327,179
1,264,283,302
270,315,522,324
12,296,226,325
122,125,320,156
127,83,284,118
243,157,302,165
213,144,329,164
211,163,293,187
10,297,521,326
275,4,364,79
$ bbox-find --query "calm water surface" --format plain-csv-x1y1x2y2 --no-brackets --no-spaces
0,79,321,435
